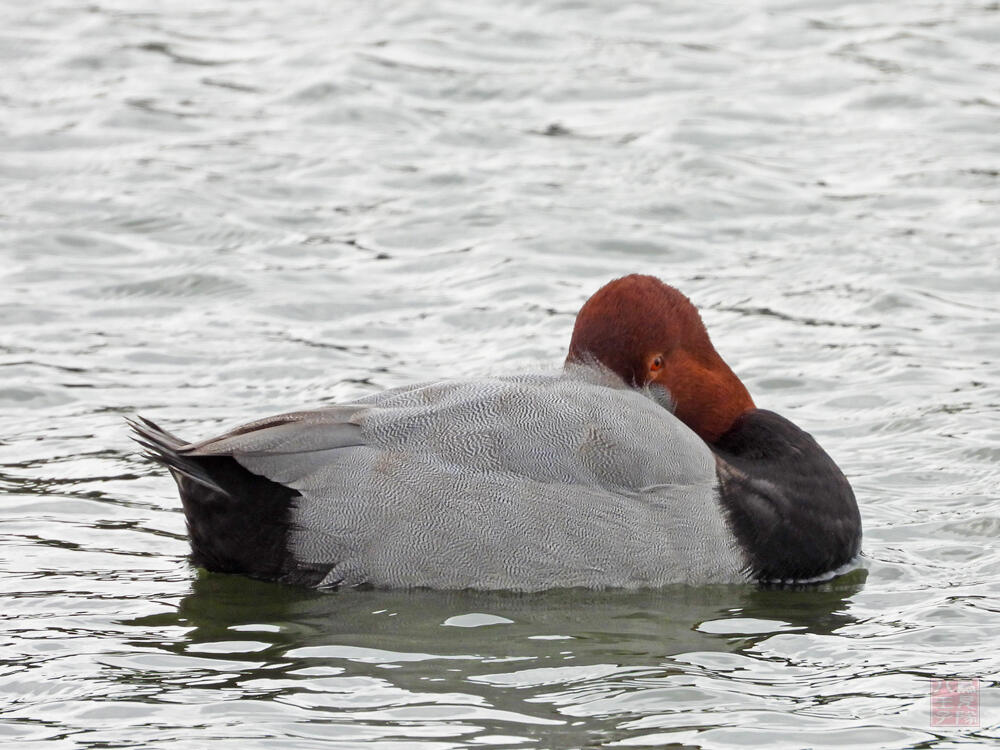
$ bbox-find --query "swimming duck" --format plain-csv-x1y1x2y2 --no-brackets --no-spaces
130,274,861,590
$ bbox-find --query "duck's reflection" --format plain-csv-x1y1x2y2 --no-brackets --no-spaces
134,567,867,663
122,569,866,745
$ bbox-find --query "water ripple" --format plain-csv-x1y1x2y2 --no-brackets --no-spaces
1,0,999,747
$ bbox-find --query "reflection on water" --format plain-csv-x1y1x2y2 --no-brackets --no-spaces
2,0,999,746
105,572,869,746
167,571,868,655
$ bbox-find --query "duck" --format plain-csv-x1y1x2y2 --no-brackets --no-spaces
130,274,862,590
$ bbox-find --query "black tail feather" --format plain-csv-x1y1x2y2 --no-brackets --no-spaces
127,417,228,495
128,416,329,587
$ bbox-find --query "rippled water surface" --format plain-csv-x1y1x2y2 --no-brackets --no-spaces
3,0,1000,747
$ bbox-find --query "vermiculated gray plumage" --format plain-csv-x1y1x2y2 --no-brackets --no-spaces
133,365,747,590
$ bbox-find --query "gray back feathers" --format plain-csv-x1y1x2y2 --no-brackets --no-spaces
189,366,746,590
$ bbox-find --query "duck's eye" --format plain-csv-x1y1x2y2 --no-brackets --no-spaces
650,356,664,372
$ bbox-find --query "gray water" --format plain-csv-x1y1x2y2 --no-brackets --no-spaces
2,1,999,747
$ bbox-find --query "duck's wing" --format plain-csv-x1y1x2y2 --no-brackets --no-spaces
135,373,746,590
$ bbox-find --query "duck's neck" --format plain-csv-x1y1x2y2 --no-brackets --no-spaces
709,409,862,582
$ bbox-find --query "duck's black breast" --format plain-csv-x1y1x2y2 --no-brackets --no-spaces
711,409,862,582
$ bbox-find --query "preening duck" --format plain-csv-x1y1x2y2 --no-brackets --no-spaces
131,274,861,590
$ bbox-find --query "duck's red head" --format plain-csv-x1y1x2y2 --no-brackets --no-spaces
566,274,755,444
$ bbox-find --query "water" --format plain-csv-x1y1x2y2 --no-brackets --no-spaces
2,0,999,747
